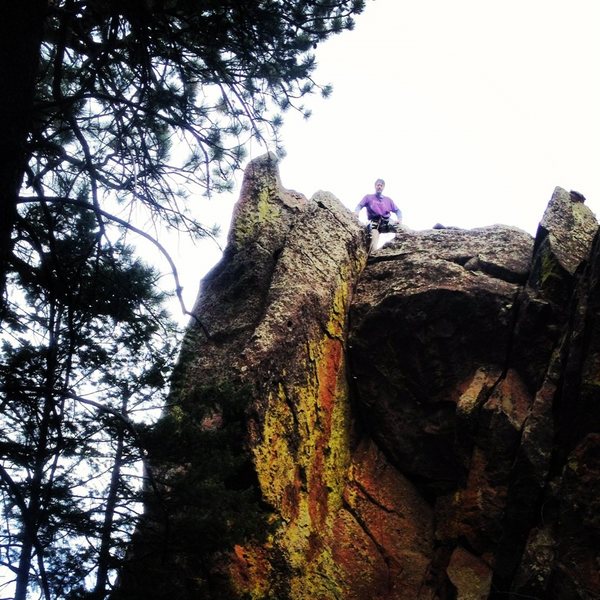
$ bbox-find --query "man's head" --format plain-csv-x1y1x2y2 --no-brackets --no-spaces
374,178,385,196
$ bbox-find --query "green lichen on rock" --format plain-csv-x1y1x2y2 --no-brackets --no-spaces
236,287,354,599
233,185,282,248
539,245,564,288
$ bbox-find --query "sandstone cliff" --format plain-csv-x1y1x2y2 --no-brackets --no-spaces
116,155,600,600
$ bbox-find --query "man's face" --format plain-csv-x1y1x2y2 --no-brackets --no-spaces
375,180,385,195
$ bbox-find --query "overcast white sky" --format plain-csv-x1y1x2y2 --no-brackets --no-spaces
172,0,600,314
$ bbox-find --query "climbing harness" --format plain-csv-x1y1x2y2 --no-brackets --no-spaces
366,216,399,247
368,216,398,234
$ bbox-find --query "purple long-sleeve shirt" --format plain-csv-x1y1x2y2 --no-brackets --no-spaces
355,194,402,221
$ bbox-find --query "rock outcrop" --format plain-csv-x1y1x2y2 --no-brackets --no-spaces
116,157,600,600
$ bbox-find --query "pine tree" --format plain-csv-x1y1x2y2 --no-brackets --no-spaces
0,202,178,599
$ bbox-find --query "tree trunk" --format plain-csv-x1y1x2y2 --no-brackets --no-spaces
14,395,53,600
0,2,46,313
14,304,60,600
93,421,126,598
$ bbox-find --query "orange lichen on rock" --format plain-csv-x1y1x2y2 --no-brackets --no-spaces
233,278,355,599
230,544,273,599
338,441,435,599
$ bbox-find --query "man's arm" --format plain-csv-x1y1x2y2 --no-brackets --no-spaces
354,195,368,215
387,197,402,224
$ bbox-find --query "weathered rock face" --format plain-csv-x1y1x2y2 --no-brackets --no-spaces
349,189,599,600
116,158,600,600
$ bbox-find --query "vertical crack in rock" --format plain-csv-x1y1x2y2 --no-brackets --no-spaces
340,498,394,590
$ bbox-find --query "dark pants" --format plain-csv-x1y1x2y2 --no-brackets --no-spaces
367,217,398,252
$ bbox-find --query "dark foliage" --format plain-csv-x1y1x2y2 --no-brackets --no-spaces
115,383,265,600
0,202,178,599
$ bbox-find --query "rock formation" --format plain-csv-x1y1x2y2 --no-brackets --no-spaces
115,155,600,600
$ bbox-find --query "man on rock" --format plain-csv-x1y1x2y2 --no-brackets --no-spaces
354,178,403,253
